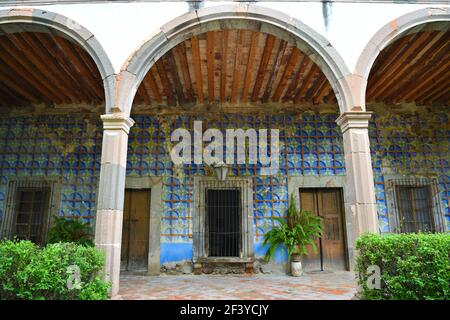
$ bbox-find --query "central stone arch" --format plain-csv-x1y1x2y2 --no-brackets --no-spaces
117,4,352,115
96,5,370,297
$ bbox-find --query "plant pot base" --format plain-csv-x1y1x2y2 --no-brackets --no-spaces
291,261,303,276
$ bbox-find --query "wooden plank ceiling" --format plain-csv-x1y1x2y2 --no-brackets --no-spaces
0,27,104,107
134,29,337,107
367,23,449,106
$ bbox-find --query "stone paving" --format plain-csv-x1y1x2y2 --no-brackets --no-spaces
114,271,357,300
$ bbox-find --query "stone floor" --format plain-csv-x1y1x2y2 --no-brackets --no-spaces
114,271,357,300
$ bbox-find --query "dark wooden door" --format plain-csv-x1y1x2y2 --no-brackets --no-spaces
298,190,321,271
299,188,347,271
121,189,150,271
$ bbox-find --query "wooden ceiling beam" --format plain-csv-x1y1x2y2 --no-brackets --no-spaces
35,32,98,103
206,31,215,103
311,76,330,104
0,37,70,103
50,32,104,101
190,36,203,104
387,39,450,101
251,34,275,102
0,68,43,103
137,81,151,105
272,47,300,102
174,42,194,102
15,32,84,103
141,77,157,104
415,73,450,103
368,35,412,85
283,53,306,102
131,29,339,109
401,57,450,101
3,32,82,103
367,31,433,99
241,31,259,103
165,51,186,105
155,58,176,106
294,62,317,104
220,30,229,103
429,89,450,105
262,39,287,103
71,42,100,80
304,72,325,102
145,70,163,103
0,80,28,106
0,41,64,103
372,31,447,100
231,30,244,104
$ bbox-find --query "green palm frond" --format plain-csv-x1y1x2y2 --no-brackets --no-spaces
263,193,323,262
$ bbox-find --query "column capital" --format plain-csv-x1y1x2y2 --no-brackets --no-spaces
336,111,373,133
101,112,135,134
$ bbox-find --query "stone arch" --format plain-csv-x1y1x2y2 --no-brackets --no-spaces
0,8,116,113
118,4,352,115
354,7,450,108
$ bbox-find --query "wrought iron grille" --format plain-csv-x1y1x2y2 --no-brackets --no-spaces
389,177,446,233
14,188,50,245
206,189,241,257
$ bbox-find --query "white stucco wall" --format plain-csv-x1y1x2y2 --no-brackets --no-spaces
2,1,448,73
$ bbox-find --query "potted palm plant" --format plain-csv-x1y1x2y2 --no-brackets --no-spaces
263,194,323,276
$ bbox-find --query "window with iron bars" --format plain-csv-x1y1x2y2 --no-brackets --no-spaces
387,177,446,233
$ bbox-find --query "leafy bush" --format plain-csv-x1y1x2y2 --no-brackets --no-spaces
356,233,450,300
47,216,93,246
263,194,322,262
0,240,110,300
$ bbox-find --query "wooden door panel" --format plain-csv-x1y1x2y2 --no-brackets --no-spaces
298,188,347,272
129,190,150,270
120,190,132,268
318,189,346,271
121,189,151,272
298,190,321,271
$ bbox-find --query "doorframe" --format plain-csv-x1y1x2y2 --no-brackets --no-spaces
193,176,254,264
287,176,351,270
124,176,163,275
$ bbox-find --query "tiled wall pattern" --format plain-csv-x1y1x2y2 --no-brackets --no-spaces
369,110,450,232
126,112,346,243
0,115,102,224
0,109,448,254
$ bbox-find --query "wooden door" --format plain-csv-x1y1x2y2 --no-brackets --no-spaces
298,188,347,271
298,190,321,271
121,189,151,271
319,189,347,270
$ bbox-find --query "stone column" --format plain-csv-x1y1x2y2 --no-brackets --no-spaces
336,112,379,262
95,112,134,297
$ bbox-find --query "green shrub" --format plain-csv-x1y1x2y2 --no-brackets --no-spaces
0,240,110,300
47,216,94,246
356,233,450,300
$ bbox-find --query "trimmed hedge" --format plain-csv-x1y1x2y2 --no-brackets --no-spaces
356,233,450,300
0,240,110,300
